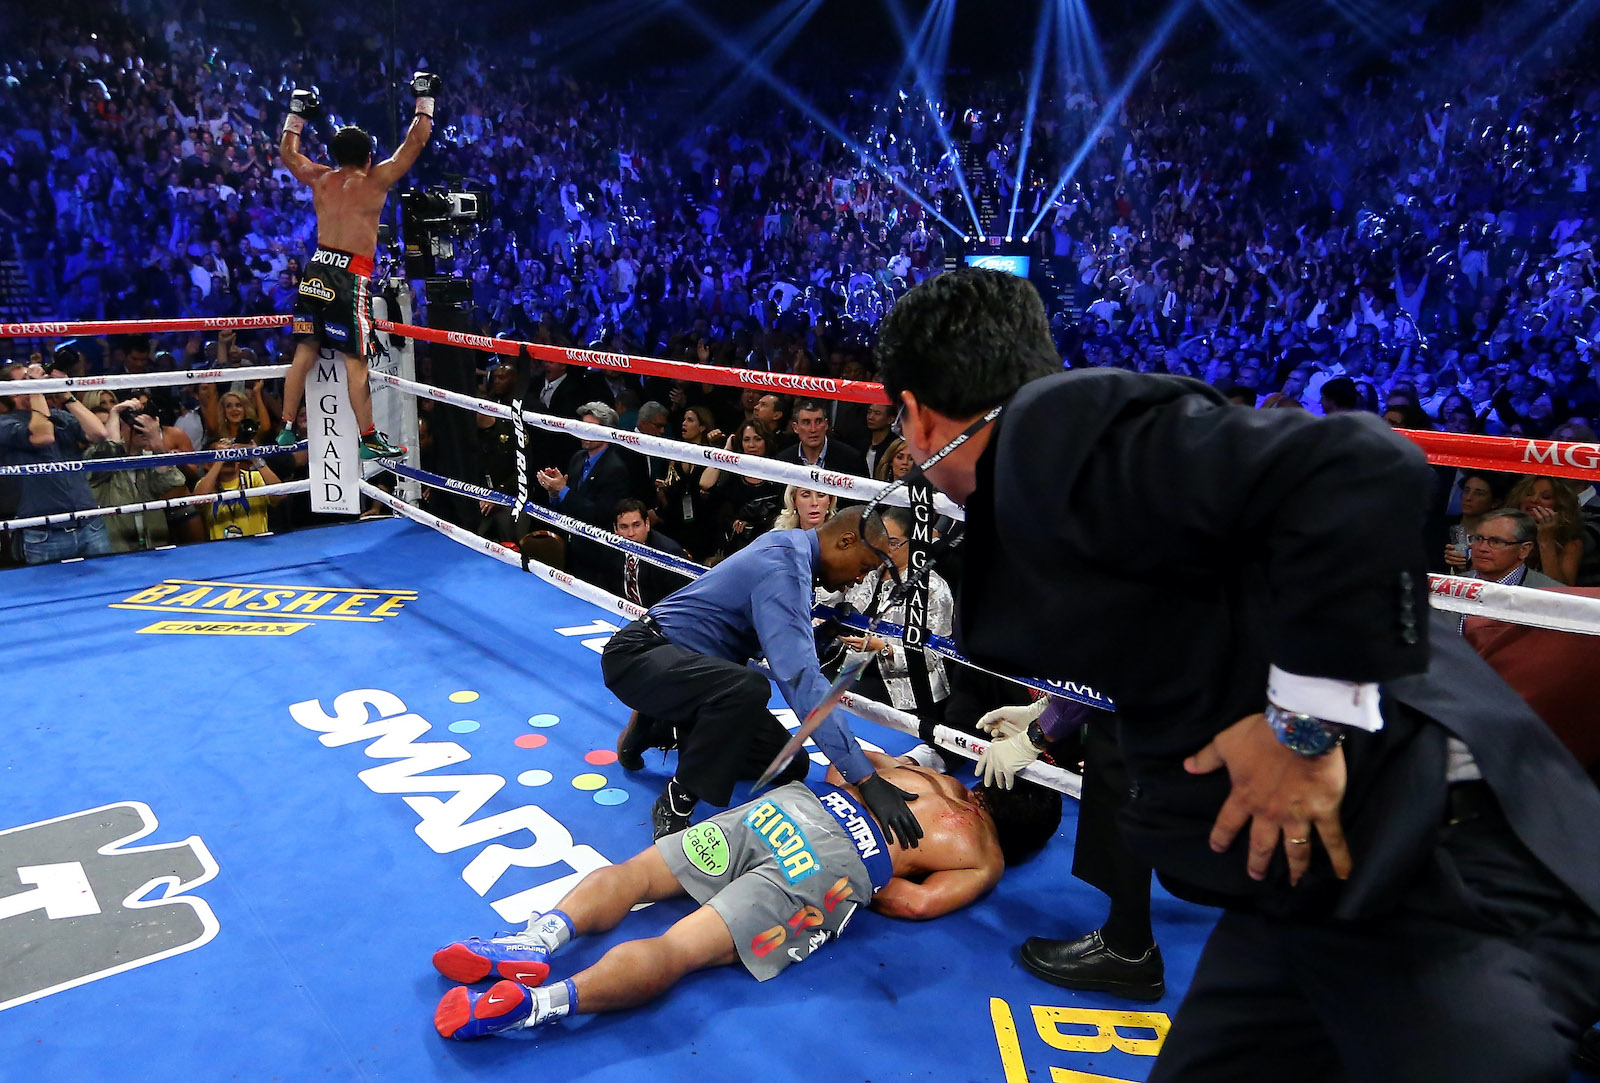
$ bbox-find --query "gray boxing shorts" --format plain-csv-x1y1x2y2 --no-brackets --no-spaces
657,782,881,981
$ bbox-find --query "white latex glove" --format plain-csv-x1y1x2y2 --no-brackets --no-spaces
975,698,1049,740
975,729,1042,790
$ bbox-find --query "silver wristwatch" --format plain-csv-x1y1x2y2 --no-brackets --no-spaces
1265,703,1346,757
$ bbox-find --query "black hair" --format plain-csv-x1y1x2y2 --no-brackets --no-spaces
1320,376,1360,411
975,778,1062,865
330,125,374,168
875,504,912,535
876,268,1059,418
614,498,648,522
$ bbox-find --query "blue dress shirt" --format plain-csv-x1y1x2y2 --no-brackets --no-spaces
649,529,873,783
557,447,605,502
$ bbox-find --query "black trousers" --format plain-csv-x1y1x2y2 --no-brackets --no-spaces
1073,714,1152,914
600,620,807,806
1150,782,1600,1082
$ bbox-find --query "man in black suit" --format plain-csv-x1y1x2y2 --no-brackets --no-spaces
610,498,692,607
876,268,1600,1081
537,401,634,582
529,359,600,472
775,398,868,478
615,401,669,504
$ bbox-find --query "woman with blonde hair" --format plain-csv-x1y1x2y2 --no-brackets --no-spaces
773,485,835,530
1505,474,1584,585
198,382,269,443
873,437,908,482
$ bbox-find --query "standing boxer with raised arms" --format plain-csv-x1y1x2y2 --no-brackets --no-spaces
275,72,438,459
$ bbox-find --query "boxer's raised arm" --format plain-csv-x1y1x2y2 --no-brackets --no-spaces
279,130,329,184
369,114,432,188
371,72,439,189
280,87,330,184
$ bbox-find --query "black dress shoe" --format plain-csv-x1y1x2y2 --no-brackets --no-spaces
650,789,693,840
1575,1028,1600,1075
617,711,651,771
1020,930,1165,1002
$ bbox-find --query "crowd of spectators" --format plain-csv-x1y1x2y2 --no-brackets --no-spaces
0,0,1597,587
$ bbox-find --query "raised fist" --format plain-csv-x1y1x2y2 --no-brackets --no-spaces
284,87,323,135
410,71,440,119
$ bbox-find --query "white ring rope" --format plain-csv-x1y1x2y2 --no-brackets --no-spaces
369,370,967,519
376,371,1600,638
16,336,1598,638
1427,573,1600,635
0,479,311,532
18,365,292,395
359,480,1084,797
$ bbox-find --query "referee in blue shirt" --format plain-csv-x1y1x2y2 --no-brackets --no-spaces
601,505,924,846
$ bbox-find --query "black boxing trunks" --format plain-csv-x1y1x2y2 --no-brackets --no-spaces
292,246,376,358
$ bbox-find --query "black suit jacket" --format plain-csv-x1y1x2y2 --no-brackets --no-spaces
555,446,633,529
530,371,603,470
955,370,1529,916
611,528,694,607
775,437,868,480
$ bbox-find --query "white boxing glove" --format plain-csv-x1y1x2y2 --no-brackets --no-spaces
975,729,1042,790
975,697,1049,740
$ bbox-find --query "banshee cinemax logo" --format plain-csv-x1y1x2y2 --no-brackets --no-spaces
0,802,220,1011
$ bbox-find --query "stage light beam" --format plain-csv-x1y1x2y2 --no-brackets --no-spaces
1007,0,1055,243
668,0,969,238
882,0,985,238
1024,0,1193,242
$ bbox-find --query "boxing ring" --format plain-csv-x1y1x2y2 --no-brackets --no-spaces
6,314,1600,1083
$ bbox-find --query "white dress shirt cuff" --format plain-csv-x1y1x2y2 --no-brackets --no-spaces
1266,666,1384,732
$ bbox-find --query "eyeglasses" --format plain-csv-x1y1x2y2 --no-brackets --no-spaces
1465,534,1525,549
881,535,909,551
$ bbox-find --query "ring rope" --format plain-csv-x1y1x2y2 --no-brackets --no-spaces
19,365,292,396
369,369,967,518
0,479,310,532
372,455,1120,707
1426,573,1600,635
377,373,1600,638
8,313,1597,484
0,440,309,478
359,479,1084,797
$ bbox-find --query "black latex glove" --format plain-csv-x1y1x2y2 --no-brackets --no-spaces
858,772,922,849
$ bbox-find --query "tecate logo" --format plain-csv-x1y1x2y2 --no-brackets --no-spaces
703,449,741,465
1521,439,1600,471
808,469,853,488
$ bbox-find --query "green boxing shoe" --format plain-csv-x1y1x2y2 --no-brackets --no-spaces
359,431,406,459
275,428,298,448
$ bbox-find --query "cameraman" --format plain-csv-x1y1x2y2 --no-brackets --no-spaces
85,396,190,553
194,435,283,540
0,361,111,563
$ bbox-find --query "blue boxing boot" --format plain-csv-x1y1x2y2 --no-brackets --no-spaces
434,979,577,1041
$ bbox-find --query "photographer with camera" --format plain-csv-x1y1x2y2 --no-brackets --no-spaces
0,360,111,563
85,395,190,553
275,72,439,460
194,432,283,541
